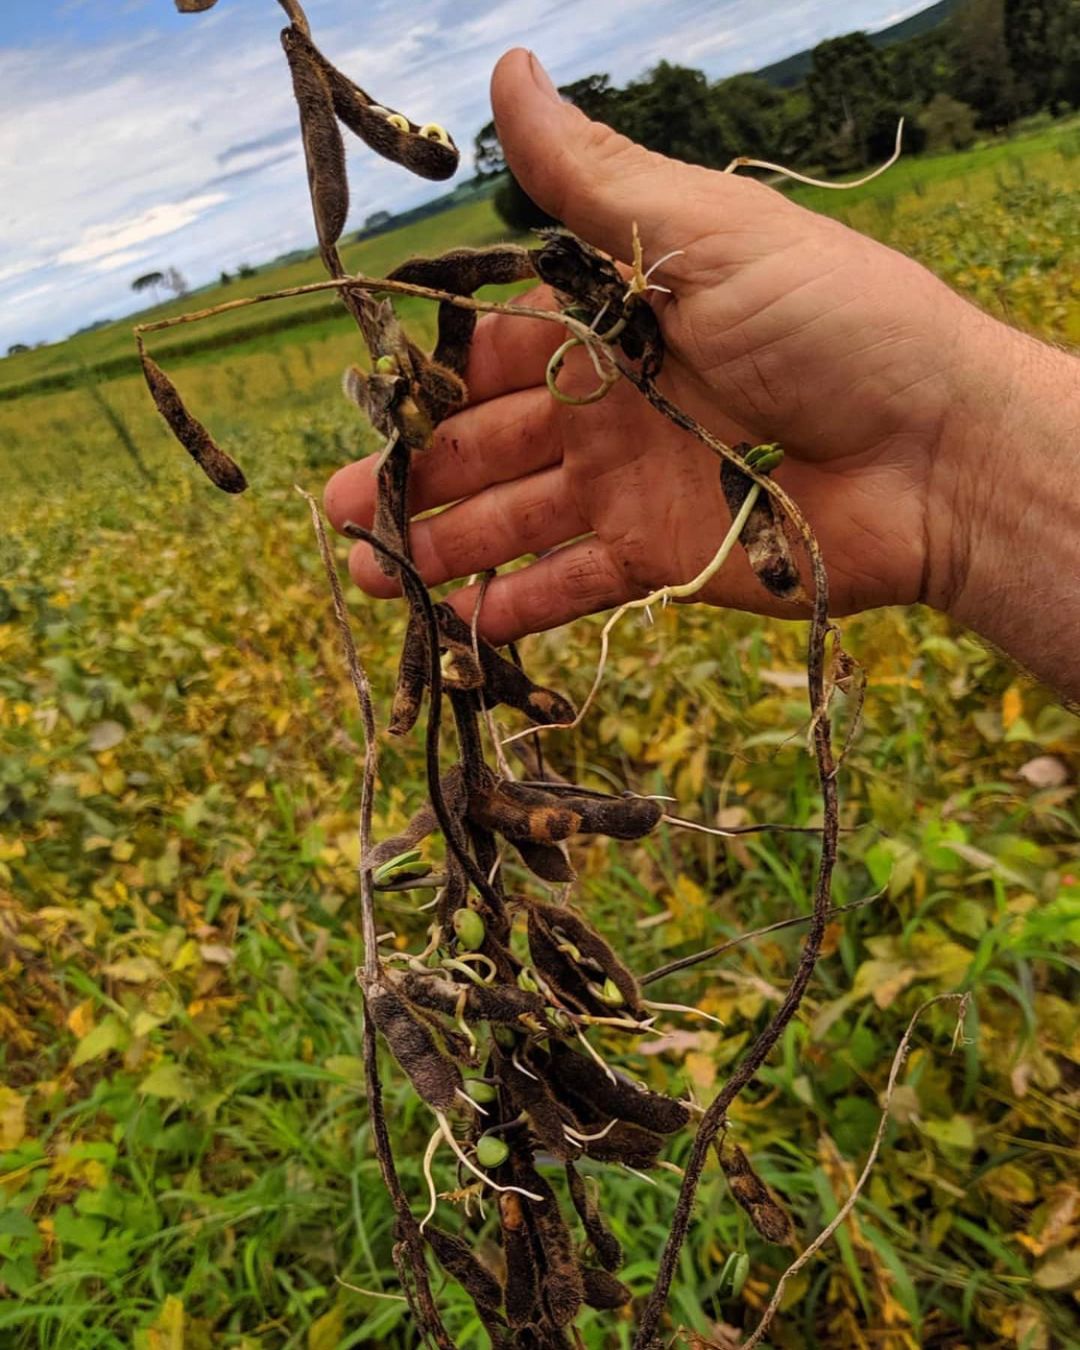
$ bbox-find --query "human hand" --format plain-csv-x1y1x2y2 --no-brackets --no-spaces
325,49,1047,652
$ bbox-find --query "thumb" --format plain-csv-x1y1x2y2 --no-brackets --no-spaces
492,48,717,268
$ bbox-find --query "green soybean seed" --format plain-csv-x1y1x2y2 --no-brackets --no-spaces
374,354,399,375
465,1079,497,1104
452,907,486,950
475,1134,509,1168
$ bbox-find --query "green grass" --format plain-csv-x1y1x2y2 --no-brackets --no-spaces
1,129,1079,1350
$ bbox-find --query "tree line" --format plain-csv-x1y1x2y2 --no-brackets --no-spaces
478,0,1080,229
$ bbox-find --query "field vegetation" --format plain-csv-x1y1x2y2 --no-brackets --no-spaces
1,120,1078,1349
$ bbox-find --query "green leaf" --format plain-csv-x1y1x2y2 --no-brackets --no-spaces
138,1063,195,1103
70,1014,128,1068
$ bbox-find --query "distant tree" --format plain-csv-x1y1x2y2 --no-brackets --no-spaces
807,33,899,169
920,91,978,148
710,73,789,163
237,262,257,278
219,269,233,286
6,343,29,356
164,267,189,297
886,28,952,105
132,270,165,303
1046,0,1080,106
363,210,392,231
949,0,1019,127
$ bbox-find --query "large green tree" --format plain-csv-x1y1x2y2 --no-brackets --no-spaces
949,0,1019,127
806,33,900,169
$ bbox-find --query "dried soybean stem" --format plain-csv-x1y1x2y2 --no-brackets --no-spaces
300,488,454,1350
738,992,970,1349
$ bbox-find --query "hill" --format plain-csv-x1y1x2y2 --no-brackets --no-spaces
755,0,964,88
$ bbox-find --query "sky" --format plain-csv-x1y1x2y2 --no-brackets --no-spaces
0,0,933,352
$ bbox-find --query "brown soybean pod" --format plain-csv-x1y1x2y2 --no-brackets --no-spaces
499,1191,539,1329
549,1043,689,1135
139,349,247,494
366,987,462,1111
425,1226,503,1312
565,1162,623,1272
281,26,349,251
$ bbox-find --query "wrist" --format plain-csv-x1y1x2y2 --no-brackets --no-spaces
931,310,1080,695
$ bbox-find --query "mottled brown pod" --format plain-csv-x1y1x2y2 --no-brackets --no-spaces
175,0,218,10
139,349,247,493
511,1158,584,1328
528,900,641,1013
436,604,576,726
499,1192,539,1329
717,1140,796,1246
720,448,805,602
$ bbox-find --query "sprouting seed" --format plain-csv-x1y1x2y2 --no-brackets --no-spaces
452,906,486,951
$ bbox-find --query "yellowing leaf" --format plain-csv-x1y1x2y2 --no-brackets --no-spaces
146,1294,185,1350
102,956,161,984
0,1087,27,1149
1033,1246,1080,1290
66,999,95,1039
1001,684,1023,730
70,1014,128,1068
308,1303,345,1350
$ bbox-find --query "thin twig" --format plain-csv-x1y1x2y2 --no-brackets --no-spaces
641,892,884,987
738,991,970,1349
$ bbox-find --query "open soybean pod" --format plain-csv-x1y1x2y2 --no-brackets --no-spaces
717,1250,750,1300
139,348,247,493
281,25,349,252
287,28,459,181
365,984,462,1111
529,900,642,1014
720,448,805,602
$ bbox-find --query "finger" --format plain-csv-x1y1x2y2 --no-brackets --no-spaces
442,537,637,646
323,383,566,532
491,50,788,284
347,464,587,597
464,285,567,405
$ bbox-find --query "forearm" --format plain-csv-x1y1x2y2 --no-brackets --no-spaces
938,317,1080,704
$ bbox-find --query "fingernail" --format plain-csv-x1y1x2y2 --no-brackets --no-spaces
528,51,560,102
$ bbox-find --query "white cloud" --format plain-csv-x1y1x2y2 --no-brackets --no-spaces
58,194,227,266
88,247,152,274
